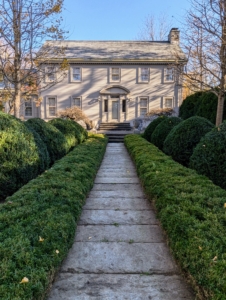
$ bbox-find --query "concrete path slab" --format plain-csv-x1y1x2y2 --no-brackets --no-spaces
83,197,151,210
75,225,165,243
48,274,195,300
78,210,158,225
48,143,195,300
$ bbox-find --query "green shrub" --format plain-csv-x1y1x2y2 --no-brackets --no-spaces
143,116,167,142
49,118,79,149
195,92,218,124
0,113,42,200
151,117,182,150
25,118,69,164
124,134,226,299
179,91,203,120
189,121,226,189
0,135,108,300
163,116,214,166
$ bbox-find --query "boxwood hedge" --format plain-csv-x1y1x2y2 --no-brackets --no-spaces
0,113,45,200
0,134,107,300
189,121,226,190
124,134,226,299
151,116,182,150
143,116,167,142
163,116,214,166
25,118,69,164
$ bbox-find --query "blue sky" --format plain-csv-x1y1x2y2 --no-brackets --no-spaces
62,0,191,40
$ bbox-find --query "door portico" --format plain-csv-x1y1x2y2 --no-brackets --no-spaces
100,85,130,123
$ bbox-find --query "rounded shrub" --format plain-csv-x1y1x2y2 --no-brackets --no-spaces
151,117,182,150
163,116,214,166
179,91,203,120
0,112,41,200
189,121,226,189
25,118,68,164
49,118,80,150
143,116,167,142
72,121,88,142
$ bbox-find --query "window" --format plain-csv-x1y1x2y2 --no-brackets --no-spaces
140,97,148,117
71,67,81,82
25,99,32,116
104,99,108,112
122,99,126,113
46,66,55,82
165,68,174,82
110,67,120,82
164,97,173,108
71,97,81,107
48,97,56,116
140,67,149,82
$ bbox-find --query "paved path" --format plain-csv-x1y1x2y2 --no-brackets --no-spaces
48,143,195,300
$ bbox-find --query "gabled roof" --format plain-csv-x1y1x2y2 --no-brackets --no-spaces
41,40,187,64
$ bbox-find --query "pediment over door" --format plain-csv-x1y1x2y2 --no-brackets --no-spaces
100,85,130,95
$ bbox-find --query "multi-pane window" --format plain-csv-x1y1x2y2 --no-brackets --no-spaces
140,67,149,82
71,97,81,107
46,66,55,82
165,97,173,108
165,68,174,81
140,97,148,117
48,97,56,116
104,99,108,112
72,67,81,81
25,99,32,116
111,68,120,81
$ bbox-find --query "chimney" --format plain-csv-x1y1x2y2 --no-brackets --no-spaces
168,28,180,44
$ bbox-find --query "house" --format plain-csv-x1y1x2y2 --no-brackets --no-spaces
17,28,187,125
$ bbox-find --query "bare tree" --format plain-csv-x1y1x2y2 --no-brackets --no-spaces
180,0,226,125
137,13,173,41
0,0,68,118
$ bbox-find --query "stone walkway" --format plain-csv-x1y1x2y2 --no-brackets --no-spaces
48,143,195,300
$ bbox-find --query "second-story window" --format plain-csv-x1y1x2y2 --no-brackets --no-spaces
140,67,149,82
72,67,81,81
46,66,55,82
165,68,174,82
110,67,120,82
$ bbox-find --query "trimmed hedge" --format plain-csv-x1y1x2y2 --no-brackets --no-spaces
124,134,226,299
163,116,214,166
49,118,80,150
143,116,167,142
0,134,108,300
151,116,182,150
25,118,69,164
179,92,203,120
190,121,226,190
0,113,45,200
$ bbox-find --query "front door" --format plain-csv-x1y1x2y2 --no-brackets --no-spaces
112,101,119,120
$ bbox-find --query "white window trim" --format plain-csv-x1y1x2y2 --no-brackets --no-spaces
139,96,149,117
45,66,57,83
70,66,82,82
46,95,57,118
109,67,121,83
164,67,174,83
70,96,82,109
138,67,150,83
163,96,174,109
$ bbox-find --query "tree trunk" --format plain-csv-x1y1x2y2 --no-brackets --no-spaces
13,85,21,118
216,93,224,126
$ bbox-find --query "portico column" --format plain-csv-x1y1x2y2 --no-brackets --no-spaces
101,95,104,122
119,95,122,122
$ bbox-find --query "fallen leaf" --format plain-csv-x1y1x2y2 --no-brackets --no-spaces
199,246,202,251
88,237,92,240
213,256,218,261
39,236,44,242
20,277,29,284
224,203,226,208
56,250,59,254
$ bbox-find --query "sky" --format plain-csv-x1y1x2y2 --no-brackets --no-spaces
62,0,191,41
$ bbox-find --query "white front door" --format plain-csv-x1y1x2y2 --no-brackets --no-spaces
112,101,119,120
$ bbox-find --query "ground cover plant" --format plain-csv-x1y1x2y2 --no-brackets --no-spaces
151,116,182,150
124,134,226,299
0,134,107,300
189,121,226,190
163,116,214,166
143,115,167,142
0,112,45,200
